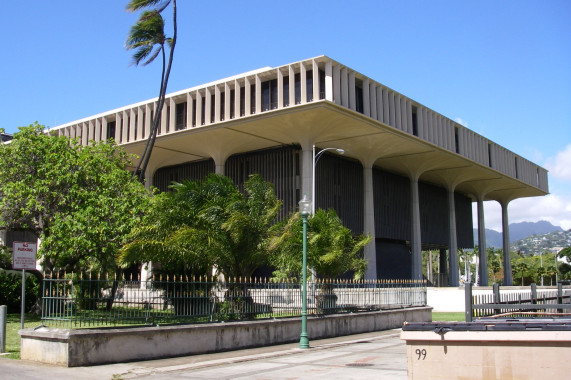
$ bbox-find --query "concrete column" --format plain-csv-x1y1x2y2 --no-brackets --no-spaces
333,64,341,104
501,200,513,285
300,63,307,104
205,88,211,124
255,74,262,113
388,92,396,127
312,59,319,101
369,83,377,120
277,69,284,109
100,117,107,141
448,188,459,286
362,79,370,117
417,108,425,140
477,196,488,286
348,72,356,111
215,162,225,175
406,101,413,135
234,80,241,117
160,103,167,134
363,164,377,279
410,175,422,280
224,83,231,120
82,122,88,146
136,107,143,140
186,93,193,127
382,88,389,124
340,67,348,107
115,113,122,142
395,96,402,130
375,87,383,122
214,85,221,123
325,61,333,102
212,153,227,176
144,165,153,191
196,92,203,125
122,111,130,142
288,65,295,106
143,103,151,137
300,144,313,202
130,109,136,141
88,120,95,142
245,77,251,115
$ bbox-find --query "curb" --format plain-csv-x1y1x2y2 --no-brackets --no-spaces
119,329,402,378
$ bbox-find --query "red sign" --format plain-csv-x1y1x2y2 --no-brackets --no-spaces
12,241,37,270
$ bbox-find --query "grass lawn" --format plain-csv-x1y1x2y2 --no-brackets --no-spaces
431,311,464,322
1,313,42,360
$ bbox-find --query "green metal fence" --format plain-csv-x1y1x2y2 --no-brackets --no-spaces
40,273,426,328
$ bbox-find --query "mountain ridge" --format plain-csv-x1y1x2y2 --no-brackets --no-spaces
473,220,564,248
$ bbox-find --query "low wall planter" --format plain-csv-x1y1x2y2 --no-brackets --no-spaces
20,306,430,366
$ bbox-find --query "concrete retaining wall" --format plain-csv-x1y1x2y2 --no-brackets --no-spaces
20,306,431,366
401,328,571,379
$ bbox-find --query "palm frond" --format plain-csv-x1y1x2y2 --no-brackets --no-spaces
126,0,169,12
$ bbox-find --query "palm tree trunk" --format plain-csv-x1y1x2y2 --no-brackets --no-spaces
135,0,177,183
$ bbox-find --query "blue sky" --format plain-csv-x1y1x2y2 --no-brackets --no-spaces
2,0,570,231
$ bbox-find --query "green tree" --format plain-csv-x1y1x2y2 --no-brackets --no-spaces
512,260,529,286
559,247,571,262
536,265,547,285
0,123,150,274
546,264,557,286
488,248,503,284
126,0,177,182
121,174,281,278
269,209,370,280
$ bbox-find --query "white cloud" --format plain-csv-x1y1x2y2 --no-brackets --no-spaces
474,145,571,232
455,117,468,127
473,193,571,232
545,144,571,182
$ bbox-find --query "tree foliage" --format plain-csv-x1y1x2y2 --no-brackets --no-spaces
121,174,282,278
0,123,150,273
269,209,370,280
0,269,40,313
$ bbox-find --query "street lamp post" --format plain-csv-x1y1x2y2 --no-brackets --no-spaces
299,195,312,349
540,251,543,286
312,145,344,214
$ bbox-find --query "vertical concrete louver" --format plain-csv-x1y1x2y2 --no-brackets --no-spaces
51,56,548,195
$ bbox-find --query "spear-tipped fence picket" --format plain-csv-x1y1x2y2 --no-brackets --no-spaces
40,272,426,328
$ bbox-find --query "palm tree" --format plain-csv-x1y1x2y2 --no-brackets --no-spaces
513,261,529,286
546,264,557,286
125,0,177,182
269,209,370,280
536,266,546,286
121,174,282,279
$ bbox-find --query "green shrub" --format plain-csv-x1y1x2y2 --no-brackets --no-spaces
0,270,40,313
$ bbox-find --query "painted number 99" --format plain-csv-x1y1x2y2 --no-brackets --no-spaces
415,348,427,360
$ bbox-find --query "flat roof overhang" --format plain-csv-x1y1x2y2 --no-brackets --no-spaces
120,100,548,203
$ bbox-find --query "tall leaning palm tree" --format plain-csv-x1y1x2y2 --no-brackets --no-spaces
125,0,177,183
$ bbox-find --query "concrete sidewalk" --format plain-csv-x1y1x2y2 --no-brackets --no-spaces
0,329,407,380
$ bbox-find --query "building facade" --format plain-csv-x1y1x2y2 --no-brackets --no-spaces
50,56,549,285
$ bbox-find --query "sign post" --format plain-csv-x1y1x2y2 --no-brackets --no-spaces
12,242,37,329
